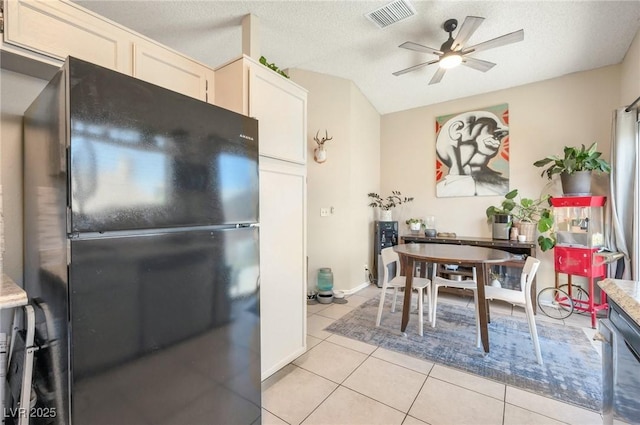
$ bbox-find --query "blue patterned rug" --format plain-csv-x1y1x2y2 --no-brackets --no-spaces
325,297,602,412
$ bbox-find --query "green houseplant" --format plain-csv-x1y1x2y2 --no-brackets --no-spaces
533,142,611,195
367,191,414,210
259,56,290,79
368,191,414,221
486,189,555,251
405,218,424,231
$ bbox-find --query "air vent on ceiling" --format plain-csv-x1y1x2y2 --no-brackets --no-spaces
365,0,416,29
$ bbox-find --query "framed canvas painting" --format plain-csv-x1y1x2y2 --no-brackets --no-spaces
435,103,510,197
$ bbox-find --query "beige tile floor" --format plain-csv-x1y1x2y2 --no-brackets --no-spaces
262,284,608,425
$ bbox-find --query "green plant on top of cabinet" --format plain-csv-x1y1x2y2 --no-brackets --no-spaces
215,55,307,164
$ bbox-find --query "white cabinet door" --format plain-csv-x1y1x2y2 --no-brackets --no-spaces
133,39,214,103
250,65,307,164
215,56,307,164
4,0,132,73
259,157,307,379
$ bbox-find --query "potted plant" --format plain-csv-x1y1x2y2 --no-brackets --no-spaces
405,218,424,231
533,142,611,195
368,191,413,221
489,271,502,288
486,189,555,251
485,189,516,240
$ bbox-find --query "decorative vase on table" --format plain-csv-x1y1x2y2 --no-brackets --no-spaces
379,209,392,221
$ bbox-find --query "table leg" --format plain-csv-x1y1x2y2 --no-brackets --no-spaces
401,256,415,333
476,262,490,353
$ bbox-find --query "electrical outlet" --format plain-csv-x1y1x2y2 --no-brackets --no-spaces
320,208,330,217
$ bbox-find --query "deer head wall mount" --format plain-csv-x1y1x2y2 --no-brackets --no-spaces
313,130,333,163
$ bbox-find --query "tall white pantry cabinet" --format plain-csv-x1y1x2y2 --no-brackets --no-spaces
215,55,308,380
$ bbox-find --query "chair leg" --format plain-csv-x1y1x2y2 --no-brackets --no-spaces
376,285,387,327
432,286,439,327
391,287,398,313
418,288,424,336
426,284,432,326
525,303,543,365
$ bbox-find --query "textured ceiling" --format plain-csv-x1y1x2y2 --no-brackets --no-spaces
73,0,640,115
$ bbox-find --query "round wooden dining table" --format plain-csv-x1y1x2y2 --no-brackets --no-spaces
393,243,515,353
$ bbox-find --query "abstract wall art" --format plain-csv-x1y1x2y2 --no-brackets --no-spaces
435,103,510,197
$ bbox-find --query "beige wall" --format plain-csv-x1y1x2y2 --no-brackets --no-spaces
0,69,48,285
381,65,622,291
620,28,640,107
289,69,380,293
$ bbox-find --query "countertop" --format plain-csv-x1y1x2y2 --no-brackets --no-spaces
599,278,640,326
0,274,28,309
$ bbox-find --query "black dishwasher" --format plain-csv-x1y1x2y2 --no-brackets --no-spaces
599,299,640,424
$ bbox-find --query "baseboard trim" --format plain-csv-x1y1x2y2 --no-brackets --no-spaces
340,281,373,295
261,345,307,382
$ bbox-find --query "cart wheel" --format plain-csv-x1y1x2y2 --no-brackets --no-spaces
558,284,590,315
537,287,574,319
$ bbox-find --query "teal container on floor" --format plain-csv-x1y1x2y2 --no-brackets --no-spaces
317,268,334,292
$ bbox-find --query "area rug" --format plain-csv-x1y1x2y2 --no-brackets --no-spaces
325,297,602,412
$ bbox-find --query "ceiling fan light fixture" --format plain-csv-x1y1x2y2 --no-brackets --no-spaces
439,52,462,69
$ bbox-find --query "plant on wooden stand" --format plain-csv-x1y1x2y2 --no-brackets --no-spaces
486,189,555,251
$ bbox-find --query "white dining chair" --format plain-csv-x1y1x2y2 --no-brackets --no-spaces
431,264,481,347
376,247,432,336
484,256,543,364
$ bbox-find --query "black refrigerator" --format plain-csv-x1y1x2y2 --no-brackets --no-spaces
22,57,261,424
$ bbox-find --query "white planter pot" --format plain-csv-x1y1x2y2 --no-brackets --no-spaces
379,209,392,221
409,222,421,231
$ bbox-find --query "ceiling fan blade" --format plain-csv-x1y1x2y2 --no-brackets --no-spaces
463,29,524,54
451,16,484,51
392,59,439,76
462,57,496,72
399,41,443,56
429,67,447,85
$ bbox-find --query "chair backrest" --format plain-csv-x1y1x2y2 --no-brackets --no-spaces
521,256,541,304
380,247,400,286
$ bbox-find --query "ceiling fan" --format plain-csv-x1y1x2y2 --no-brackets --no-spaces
393,16,524,85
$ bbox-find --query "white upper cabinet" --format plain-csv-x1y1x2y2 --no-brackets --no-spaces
132,38,214,104
3,0,214,103
215,56,307,164
4,0,132,73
